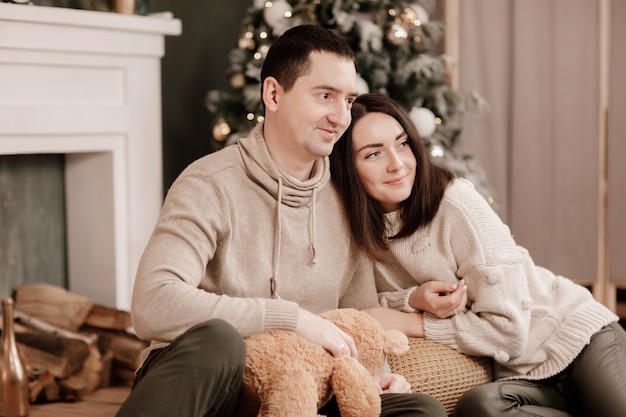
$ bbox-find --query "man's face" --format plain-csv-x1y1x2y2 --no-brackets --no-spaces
271,51,358,165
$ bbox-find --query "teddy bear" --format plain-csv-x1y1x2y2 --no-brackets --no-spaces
236,308,410,417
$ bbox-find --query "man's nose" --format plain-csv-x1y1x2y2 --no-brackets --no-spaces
328,101,351,128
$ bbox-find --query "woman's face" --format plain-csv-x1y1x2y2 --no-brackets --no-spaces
351,112,416,212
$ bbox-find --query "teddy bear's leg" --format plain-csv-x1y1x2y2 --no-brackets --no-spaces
256,372,321,417
331,358,381,417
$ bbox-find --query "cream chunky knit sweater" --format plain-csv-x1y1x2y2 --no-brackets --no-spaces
377,178,618,381
131,124,378,359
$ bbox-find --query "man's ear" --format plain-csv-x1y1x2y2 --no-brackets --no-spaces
262,76,281,112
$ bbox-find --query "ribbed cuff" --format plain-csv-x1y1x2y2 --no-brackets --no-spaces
422,312,457,347
378,287,418,313
263,299,299,332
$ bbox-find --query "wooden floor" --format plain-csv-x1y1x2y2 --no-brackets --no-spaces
29,386,130,417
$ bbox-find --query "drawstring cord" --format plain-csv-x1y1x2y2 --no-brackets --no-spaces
270,178,319,297
270,177,283,299
308,186,318,265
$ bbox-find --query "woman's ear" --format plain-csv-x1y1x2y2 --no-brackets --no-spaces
262,76,281,112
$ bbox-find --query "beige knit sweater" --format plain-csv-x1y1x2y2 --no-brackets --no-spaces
131,124,378,357
377,178,618,381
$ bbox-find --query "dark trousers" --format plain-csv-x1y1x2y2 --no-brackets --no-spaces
115,319,247,417
320,392,447,417
116,318,447,417
453,322,626,417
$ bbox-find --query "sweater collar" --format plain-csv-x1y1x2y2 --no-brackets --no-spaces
384,210,403,238
238,123,330,208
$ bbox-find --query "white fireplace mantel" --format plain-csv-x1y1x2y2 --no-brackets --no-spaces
0,4,181,310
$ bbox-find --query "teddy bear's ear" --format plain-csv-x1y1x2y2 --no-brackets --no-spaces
384,329,410,355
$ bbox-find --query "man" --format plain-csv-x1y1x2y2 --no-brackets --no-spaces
116,24,446,417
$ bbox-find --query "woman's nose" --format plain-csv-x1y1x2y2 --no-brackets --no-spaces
387,151,404,172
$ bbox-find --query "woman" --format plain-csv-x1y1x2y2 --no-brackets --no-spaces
329,93,626,417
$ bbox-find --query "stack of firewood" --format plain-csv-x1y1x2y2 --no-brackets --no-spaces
1,283,148,404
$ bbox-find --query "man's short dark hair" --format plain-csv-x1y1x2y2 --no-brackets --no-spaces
261,24,356,96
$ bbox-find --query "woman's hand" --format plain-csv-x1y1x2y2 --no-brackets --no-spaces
373,372,412,394
295,308,358,358
409,280,467,318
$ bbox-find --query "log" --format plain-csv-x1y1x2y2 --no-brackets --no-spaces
6,284,147,402
28,370,61,403
113,368,137,386
6,309,102,402
14,309,97,346
81,325,148,386
19,340,102,402
3,319,91,379
58,343,102,398
20,344,72,379
86,327,147,370
84,304,132,331
15,283,93,331
97,350,115,389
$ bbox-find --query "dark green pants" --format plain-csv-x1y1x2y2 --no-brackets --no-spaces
454,322,626,417
320,392,447,417
115,319,246,417
116,318,447,417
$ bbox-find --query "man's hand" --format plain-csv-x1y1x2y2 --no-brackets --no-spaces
294,308,358,358
373,372,412,394
409,280,467,318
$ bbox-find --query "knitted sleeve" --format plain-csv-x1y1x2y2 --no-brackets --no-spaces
131,162,299,343
378,286,418,313
422,180,533,362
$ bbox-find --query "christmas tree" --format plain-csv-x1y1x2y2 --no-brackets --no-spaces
205,0,493,203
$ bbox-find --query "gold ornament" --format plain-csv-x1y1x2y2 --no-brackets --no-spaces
401,7,418,25
213,118,231,142
386,22,410,45
238,27,255,50
401,4,429,27
257,43,271,60
230,72,246,90
406,3,429,24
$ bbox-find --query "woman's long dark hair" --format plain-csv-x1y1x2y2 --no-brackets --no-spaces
330,94,454,262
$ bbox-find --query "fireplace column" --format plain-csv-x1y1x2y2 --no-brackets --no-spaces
0,4,182,310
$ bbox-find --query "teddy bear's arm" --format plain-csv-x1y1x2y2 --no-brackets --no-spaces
256,371,324,417
330,357,382,417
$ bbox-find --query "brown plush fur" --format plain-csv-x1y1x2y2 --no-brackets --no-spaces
236,308,410,417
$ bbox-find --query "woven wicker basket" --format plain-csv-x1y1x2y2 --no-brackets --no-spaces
388,338,493,416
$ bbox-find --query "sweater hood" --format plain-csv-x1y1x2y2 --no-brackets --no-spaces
238,123,330,208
